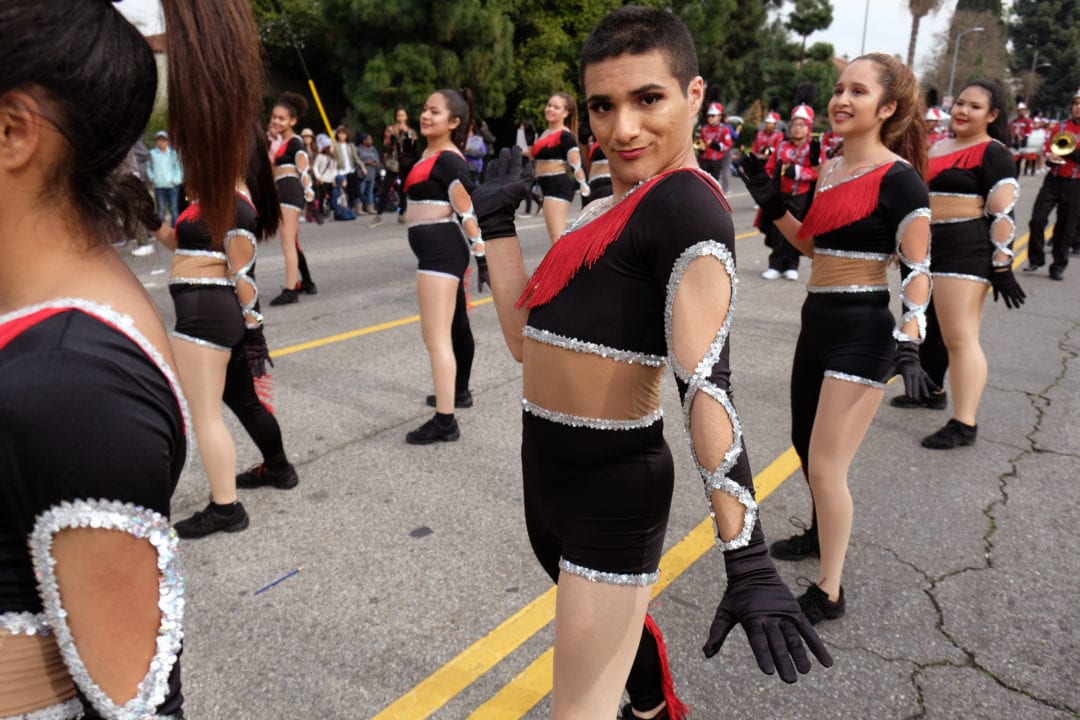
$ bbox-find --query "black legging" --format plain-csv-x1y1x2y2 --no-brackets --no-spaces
224,343,287,468
918,297,949,390
451,280,474,394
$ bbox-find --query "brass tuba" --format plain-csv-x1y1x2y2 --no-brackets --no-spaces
1050,131,1077,157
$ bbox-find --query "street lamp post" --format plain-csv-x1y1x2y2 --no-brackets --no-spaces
946,26,985,108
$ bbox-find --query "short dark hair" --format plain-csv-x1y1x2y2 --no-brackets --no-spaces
580,6,699,90
959,79,1010,145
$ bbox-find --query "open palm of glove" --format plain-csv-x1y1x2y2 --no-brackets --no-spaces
461,146,535,240
738,153,787,220
890,340,939,402
703,528,832,683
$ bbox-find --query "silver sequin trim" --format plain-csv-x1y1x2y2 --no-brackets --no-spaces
168,277,234,287
929,191,979,199
930,215,980,225
0,300,191,455
934,272,990,285
0,698,86,720
447,179,484,246
0,610,50,636
824,369,887,389
416,269,460,281
409,199,451,207
558,558,659,586
536,170,568,177
986,178,1019,268
522,326,666,366
522,399,662,430
806,284,890,294
814,247,891,261
664,241,756,551
543,195,572,204
986,178,1019,216
29,500,183,720
279,202,304,212
173,248,226,260
225,230,261,329
170,331,230,353
895,207,933,344
409,217,455,227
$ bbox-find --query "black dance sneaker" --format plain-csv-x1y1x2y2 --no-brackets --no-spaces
1021,261,1043,273
298,279,318,295
269,287,299,306
890,390,947,410
174,501,249,539
406,416,460,445
797,583,845,625
921,418,977,449
236,462,299,490
425,389,474,409
1049,265,1065,281
769,519,819,561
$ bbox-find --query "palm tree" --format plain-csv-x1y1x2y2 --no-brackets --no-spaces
907,0,946,66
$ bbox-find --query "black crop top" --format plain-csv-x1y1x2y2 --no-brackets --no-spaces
532,129,578,162
928,139,1016,197
404,150,471,201
273,136,306,168
175,194,259,252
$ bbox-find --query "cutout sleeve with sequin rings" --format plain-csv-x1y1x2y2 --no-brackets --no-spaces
0,301,188,719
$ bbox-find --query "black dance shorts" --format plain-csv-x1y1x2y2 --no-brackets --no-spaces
170,285,245,352
583,177,613,206
521,412,674,585
795,291,895,389
276,176,305,212
538,173,576,203
930,220,993,283
408,222,470,280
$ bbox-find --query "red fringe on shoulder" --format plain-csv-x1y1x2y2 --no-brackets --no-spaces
926,140,990,183
516,169,727,309
796,163,891,240
644,614,690,720
531,132,562,156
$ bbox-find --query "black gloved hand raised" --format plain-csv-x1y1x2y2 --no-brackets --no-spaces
709,140,723,152
990,268,1026,309
460,146,535,241
890,340,939,402
703,524,832,683
243,326,274,379
737,152,787,221
476,255,490,293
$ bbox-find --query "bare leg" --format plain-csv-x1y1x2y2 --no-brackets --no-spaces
552,572,653,720
416,273,459,415
933,277,988,426
806,377,883,601
279,206,300,289
543,198,571,244
172,338,236,504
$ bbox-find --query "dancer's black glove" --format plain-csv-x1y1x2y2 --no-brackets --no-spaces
890,340,939,402
709,140,723,152
990,268,1026,309
476,255,490,293
703,524,832,683
243,326,273,379
738,153,787,221
460,146,535,241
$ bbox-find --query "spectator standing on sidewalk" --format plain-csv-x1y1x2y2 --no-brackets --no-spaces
356,132,380,213
371,108,419,226
148,130,183,228
332,125,360,221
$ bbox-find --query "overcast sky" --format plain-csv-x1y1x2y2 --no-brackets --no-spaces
117,0,956,71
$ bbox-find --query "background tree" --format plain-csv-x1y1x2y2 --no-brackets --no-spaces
906,0,946,67
920,8,1009,108
1009,0,1080,117
787,0,833,65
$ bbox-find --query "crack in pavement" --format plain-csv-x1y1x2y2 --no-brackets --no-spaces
863,322,1080,717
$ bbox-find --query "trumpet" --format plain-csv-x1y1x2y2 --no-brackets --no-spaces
1050,131,1077,157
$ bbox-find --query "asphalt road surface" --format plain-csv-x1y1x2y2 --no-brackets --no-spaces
124,172,1079,719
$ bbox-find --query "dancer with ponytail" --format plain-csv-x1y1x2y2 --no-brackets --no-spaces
741,53,934,623
533,92,590,243
403,88,486,444
470,8,830,719
0,0,261,716
743,53,937,621
891,79,1024,448
268,91,318,306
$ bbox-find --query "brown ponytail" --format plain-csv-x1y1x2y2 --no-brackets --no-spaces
555,92,579,139
858,53,927,178
162,0,264,244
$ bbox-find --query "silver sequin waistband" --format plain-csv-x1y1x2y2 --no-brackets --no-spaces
522,399,662,431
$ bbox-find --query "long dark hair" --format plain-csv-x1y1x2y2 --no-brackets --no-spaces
858,53,928,177
959,79,1010,144
1,1,157,244
246,121,281,241
436,88,473,151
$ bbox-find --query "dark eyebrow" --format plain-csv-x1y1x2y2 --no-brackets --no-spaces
586,83,667,105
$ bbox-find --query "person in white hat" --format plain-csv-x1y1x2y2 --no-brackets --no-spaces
760,104,819,281
697,101,734,191
925,106,952,146
1009,100,1033,152
751,110,783,159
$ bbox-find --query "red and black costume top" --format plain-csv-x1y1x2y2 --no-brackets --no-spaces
1045,118,1080,179
273,136,306,171
0,301,188,718
766,138,821,196
699,123,734,161
752,128,783,156
404,150,471,199
531,129,578,165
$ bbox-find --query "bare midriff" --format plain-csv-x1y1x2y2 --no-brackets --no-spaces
273,166,299,180
0,631,77,716
522,338,663,420
929,194,984,222
809,254,888,289
535,160,568,176
405,203,453,224
170,254,228,282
